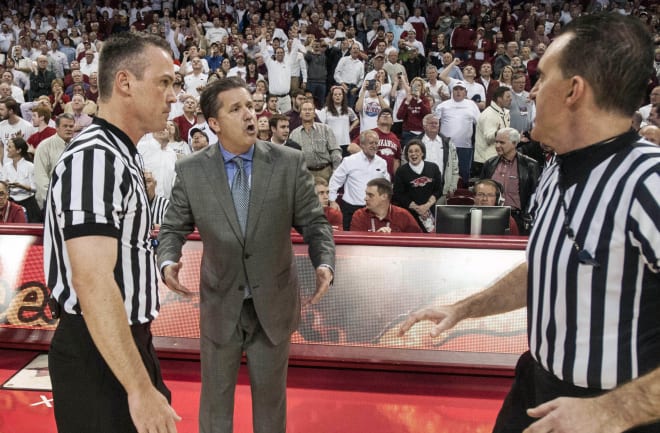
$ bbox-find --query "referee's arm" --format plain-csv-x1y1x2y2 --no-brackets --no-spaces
67,235,181,433
398,262,528,337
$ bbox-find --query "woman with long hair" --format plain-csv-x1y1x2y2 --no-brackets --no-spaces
165,120,191,159
317,86,359,155
498,65,514,88
1,137,41,222
49,78,70,117
220,57,232,76
244,60,265,93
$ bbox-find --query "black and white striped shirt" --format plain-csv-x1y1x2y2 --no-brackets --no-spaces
43,117,160,325
527,130,659,390
150,195,170,227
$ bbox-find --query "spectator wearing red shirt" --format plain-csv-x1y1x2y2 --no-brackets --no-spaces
27,105,56,151
314,177,343,231
397,77,432,146
350,178,421,233
0,180,27,223
172,95,197,144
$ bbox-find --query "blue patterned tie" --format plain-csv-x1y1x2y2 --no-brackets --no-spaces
231,157,249,237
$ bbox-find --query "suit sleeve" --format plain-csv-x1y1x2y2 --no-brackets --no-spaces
292,152,336,269
157,160,197,267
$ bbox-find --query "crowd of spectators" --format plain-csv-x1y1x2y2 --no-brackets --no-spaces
0,0,658,232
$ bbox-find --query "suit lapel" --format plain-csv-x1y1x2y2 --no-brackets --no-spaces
246,141,274,238
202,144,245,244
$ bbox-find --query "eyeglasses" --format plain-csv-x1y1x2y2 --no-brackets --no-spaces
475,192,496,198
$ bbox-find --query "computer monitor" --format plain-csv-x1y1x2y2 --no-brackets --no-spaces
435,205,511,235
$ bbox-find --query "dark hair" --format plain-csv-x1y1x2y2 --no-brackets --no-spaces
559,13,653,116
199,77,249,121
168,120,182,141
291,88,305,99
325,86,348,117
367,177,393,199
0,97,18,115
10,136,31,161
378,107,393,118
98,32,171,102
492,86,511,103
404,139,426,160
269,113,289,129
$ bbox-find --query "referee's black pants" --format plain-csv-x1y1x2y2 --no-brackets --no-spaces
49,313,171,433
493,351,659,433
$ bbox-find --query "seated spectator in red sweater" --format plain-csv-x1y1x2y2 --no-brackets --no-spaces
0,180,27,223
351,178,421,233
27,105,56,152
314,177,342,231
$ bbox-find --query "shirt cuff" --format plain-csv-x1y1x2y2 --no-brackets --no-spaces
317,263,335,284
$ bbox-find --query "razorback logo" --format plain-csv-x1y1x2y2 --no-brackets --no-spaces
410,176,433,187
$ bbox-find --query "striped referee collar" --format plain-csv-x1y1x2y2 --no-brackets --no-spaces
556,129,638,188
92,117,139,158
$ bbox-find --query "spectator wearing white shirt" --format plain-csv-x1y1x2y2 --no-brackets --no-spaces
258,31,295,113
433,80,480,185
137,130,177,200
0,74,25,104
179,46,210,75
183,56,208,100
328,129,390,230
333,44,365,108
439,59,486,111
204,17,229,45
79,50,99,77
286,38,307,92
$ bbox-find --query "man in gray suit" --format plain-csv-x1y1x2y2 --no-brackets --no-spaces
157,77,335,433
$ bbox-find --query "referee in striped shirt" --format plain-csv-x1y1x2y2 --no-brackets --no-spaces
43,33,181,432
399,13,659,433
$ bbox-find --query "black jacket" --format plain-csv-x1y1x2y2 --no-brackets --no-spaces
481,151,540,213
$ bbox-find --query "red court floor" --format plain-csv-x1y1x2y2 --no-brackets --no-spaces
0,348,513,433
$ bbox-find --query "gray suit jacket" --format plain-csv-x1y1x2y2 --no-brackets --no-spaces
157,140,335,346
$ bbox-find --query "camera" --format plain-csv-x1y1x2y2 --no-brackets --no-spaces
367,80,377,90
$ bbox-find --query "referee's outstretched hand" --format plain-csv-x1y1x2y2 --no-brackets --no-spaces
397,305,461,338
163,261,192,297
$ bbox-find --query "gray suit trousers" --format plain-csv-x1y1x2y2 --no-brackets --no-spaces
199,299,290,433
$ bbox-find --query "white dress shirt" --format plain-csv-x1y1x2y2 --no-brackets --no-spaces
328,151,390,206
